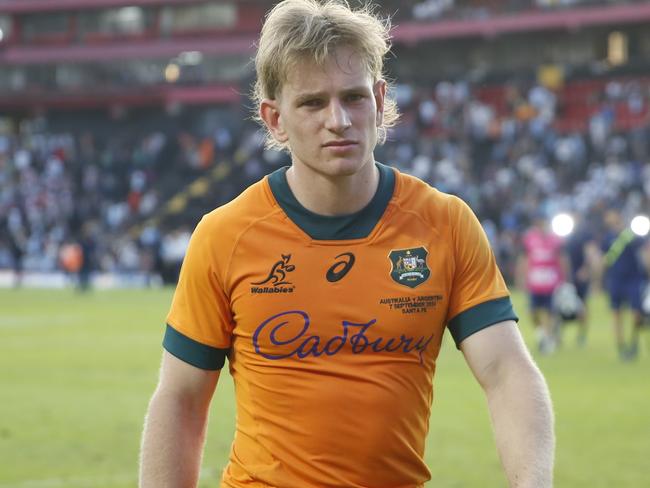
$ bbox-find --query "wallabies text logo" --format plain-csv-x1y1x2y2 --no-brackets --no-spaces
251,254,296,294
388,247,430,288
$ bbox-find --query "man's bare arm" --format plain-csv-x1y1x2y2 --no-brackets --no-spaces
139,350,220,488
461,321,555,488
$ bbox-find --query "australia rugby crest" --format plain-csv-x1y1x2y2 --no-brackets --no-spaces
389,247,430,288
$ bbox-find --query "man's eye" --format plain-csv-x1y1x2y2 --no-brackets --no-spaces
347,94,364,102
301,99,323,107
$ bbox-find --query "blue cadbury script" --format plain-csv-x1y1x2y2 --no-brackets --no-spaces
252,310,434,363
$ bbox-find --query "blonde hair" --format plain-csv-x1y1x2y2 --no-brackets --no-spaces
253,0,399,150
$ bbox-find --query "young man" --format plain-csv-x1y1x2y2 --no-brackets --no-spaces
562,215,602,346
602,208,649,360
517,211,569,354
139,1,555,487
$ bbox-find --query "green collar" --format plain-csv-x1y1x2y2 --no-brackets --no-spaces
268,162,395,240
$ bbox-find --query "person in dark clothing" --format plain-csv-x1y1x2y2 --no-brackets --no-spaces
562,217,602,346
602,209,650,360
7,227,27,288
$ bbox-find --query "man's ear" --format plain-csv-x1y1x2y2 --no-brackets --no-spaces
374,79,387,127
260,99,288,143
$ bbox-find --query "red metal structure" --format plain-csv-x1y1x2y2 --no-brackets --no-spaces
1,1,649,111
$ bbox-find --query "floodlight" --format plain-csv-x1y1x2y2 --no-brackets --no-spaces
551,213,574,237
165,63,180,83
630,215,650,237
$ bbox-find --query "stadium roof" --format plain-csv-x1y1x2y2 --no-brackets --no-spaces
0,0,205,14
394,2,650,42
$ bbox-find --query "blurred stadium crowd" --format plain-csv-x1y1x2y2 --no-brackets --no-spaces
0,107,265,285
2,74,648,285
0,0,649,288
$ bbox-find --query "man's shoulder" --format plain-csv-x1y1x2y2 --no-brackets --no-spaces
201,176,277,227
393,168,465,216
194,176,281,247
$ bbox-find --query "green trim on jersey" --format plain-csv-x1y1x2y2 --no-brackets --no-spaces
163,324,228,370
604,228,635,267
268,162,395,240
448,297,519,348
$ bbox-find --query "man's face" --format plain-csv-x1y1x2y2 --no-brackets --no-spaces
604,210,623,231
261,46,385,178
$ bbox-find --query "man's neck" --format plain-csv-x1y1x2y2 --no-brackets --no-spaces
285,161,380,216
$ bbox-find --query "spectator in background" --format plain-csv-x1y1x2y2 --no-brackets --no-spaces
7,219,27,288
159,227,191,284
562,213,603,346
78,223,97,292
59,239,84,288
601,208,650,360
518,210,569,354
4,212,27,288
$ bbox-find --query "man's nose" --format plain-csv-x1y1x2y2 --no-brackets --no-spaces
324,100,352,132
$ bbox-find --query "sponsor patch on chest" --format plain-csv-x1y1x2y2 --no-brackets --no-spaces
388,247,430,288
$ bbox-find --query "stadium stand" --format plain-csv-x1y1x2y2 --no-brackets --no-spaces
0,0,648,287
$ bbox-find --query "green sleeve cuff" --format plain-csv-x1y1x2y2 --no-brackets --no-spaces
163,324,229,370
447,296,519,348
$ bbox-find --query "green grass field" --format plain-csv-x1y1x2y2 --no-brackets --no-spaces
1,287,649,488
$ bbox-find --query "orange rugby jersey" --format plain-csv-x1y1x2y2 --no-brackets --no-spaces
164,163,518,488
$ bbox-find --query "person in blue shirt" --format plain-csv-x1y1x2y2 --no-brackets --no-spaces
601,209,650,360
562,215,602,346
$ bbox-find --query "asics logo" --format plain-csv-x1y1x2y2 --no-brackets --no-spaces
326,252,355,282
